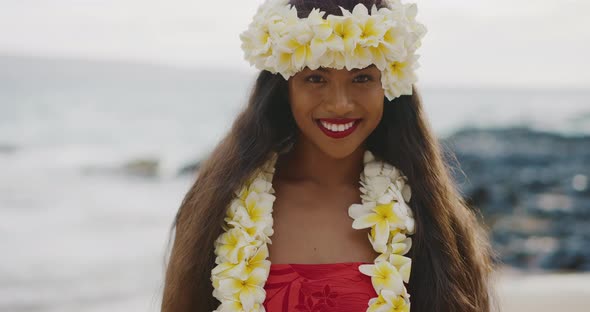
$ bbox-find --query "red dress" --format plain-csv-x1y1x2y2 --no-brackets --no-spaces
263,262,376,311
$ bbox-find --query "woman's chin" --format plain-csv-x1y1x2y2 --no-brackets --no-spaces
314,143,364,160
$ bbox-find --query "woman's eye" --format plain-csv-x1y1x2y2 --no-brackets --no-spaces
305,75,325,83
353,74,372,83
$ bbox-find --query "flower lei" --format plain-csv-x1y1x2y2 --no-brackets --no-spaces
211,150,415,312
239,0,427,100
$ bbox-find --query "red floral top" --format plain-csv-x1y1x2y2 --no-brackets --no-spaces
263,262,376,312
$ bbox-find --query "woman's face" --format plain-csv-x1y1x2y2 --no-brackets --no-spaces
288,65,384,159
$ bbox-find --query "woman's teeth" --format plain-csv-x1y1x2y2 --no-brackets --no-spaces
320,121,355,132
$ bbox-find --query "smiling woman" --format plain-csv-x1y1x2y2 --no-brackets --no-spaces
160,1,496,312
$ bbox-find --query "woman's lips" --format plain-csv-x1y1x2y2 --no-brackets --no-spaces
316,118,361,139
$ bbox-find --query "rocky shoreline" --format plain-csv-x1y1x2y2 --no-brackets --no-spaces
443,127,590,271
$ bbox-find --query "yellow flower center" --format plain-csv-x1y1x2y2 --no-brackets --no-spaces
374,202,400,224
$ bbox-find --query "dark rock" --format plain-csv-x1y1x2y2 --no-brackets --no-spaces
538,238,590,271
443,126,590,271
0,144,17,154
177,160,201,176
82,158,160,178
122,159,159,178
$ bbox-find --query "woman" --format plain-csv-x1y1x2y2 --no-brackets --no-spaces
161,0,495,311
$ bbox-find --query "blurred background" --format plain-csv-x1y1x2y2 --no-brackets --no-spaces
0,0,589,311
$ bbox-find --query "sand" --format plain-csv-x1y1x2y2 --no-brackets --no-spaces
493,267,590,312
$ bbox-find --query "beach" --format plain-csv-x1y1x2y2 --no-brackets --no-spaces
495,268,590,311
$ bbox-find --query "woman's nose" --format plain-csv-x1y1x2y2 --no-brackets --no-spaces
325,83,354,115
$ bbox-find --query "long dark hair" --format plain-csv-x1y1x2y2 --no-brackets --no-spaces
161,1,495,311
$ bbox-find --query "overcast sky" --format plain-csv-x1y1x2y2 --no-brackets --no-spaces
0,0,588,88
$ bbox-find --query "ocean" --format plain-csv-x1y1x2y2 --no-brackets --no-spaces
0,54,589,311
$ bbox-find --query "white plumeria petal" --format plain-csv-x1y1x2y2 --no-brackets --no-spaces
251,178,273,193
377,193,395,205
401,183,412,202
364,162,383,177
389,254,412,283
405,217,416,234
364,176,391,199
352,213,380,229
348,202,375,219
374,221,390,250
364,150,376,163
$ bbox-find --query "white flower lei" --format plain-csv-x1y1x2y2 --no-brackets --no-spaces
211,150,415,311
239,0,427,101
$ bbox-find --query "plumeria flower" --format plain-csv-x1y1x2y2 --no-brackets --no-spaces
337,4,388,69
240,3,293,70
217,267,268,311
306,8,339,63
389,254,412,283
236,174,270,199
224,198,245,229
277,22,316,71
241,13,274,55
214,297,265,312
368,224,388,253
381,53,419,100
360,175,391,203
266,3,299,38
351,4,389,48
350,201,407,250
399,3,427,52
232,190,275,230
371,21,408,71
249,176,274,194
327,14,362,54
307,9,331,39
214,227,255,264
224,180,276,242
308,10,346,62
367,289,410,312
359,260,404,294
390,232,412,255
212,244,271,281
371,228,411,256
271,48,299,79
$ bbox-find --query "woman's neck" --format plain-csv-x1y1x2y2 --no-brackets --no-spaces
276,138,365,188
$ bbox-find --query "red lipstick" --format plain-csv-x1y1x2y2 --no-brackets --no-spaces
316,118,361,139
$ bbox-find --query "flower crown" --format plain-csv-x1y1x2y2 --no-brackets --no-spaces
240,0,427,100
